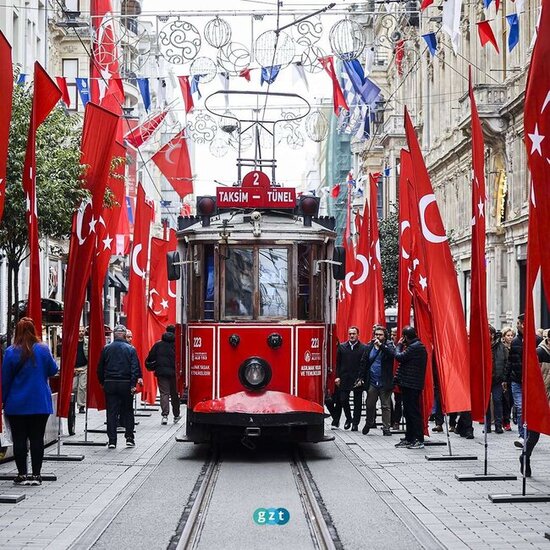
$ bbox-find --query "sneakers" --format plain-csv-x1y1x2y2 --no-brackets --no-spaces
28,475,42,486
514,438,524,449
351,424,358,432
344,421,352,430
330,420,339,430
391,422,400,430
382,428,392,436
107,442,116,449
503,423,512,432
174,415,181,424
362,424,370,435
161,416,168,425
495,425,504,434
449,426,456,433
78,406,85,414
13,474,27,485
126,438,135,447
407,440,425,449
395,440,411,448
432,425,443,433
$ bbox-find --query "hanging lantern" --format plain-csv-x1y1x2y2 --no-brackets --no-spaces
329,19,366,61
190,56,218,83
204,17,232,49
305,110,329,142
219,110,239,134
254,30,296,68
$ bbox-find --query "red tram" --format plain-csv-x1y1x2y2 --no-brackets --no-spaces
170,91,343,444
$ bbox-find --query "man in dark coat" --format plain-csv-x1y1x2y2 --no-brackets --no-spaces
360,326,395,436
485,325,508,434
146,325,180,425
98,324,142,448
388,326,427,449
333,326,367,430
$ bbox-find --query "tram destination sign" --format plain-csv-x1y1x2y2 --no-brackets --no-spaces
216,186,296,209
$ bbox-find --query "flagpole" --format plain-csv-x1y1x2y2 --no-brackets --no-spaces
43,415,85,461
62,383,105,447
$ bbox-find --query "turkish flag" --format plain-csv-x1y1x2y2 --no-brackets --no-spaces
0,32,13,223
23,63,62,332
126,184,155,403
404,107,471,413
468,69,493,422
319,56,349,115
151,130,194,199
57,103,119,418
177,76,194,114
395,40,405,76
168,229,177,325
522,3,550,435
125,110,167,149
55,76,71,108
90,0,123,115
368,174,386,327
87,141,126,411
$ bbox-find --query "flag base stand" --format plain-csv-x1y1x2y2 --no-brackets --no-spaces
175,436,194,443
424,440,447,446
43,418,85,462
390,429,406,434
137,407,159,412
0,494,25,504
63,440,105,447
456,473,517,482
135,412,152,417
0,473,57,482
489,493,550,503
425,454,477,461
545,533,550,541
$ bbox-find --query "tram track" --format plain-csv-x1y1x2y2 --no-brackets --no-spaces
169,444,342,550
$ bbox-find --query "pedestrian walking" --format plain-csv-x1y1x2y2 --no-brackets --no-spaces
360,326,395,436
485,325,508,434
1,317,58,485
332,326,367,430
501,326,515,431
97,324,142,448
73,326,88,414
146,325,181,425
390,326,428,449
506,314,526,447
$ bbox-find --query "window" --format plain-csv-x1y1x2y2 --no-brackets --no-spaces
297,244,312,320
224,248,254,318
259,248,288,318
62,58,78,111
64,0,80,11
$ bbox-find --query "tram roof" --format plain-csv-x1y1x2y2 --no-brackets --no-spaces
177,210,336,243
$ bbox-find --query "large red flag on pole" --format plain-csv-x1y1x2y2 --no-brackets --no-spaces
57,103,119,418
522,0,550,435
124,110,167,149
126,184,154,403
404,107,471,413
151,131,194,199
0,31,13,222
318,56,349,115
468,68,493,422
87,141,125,410
178,76,194,114
23,63,62,331
368,173,386,327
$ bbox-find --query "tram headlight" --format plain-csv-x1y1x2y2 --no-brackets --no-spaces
239,357,272,391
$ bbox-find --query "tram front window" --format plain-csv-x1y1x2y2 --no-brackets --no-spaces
259,248,288,318
224,248,253,317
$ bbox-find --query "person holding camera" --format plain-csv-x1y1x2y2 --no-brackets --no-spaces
97,324,142,449
389,326,428,449
332,326,367,430
359,326,395,436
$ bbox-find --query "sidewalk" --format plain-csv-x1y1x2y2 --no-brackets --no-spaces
0,404,183,550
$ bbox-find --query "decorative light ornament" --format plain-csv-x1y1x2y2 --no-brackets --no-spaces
300,46,326,73
187,112,217,143
209,136,229,157
204,17,232,48
218,110,239,134
305,110,329,142
293,16,323,47
329,19,367,61
217,42,251,76
158,19,201,65
254,30,296,68
190,56,218,83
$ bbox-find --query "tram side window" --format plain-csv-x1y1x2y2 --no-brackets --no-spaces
204,245,215,320
297,244,311,320
259,248,288,318
225,248,254,317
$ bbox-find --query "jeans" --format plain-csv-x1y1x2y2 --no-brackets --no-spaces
485,382,504,429
7,414,49,476
365,385,392,429
157,376,180,418
511,382,524,438
333,388,363,425
104,380,135,444
401,387,424,443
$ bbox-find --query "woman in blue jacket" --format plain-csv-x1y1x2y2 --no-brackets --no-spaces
2,317,58,485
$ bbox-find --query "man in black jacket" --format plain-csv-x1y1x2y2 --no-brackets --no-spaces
98,324,142,448
389,326,428,449
146,325,180,425
333,326,367,430
360,326,395,436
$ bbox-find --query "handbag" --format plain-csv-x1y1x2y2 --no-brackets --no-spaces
145,358,157,372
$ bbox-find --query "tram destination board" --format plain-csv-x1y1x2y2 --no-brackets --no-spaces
216,186,296,209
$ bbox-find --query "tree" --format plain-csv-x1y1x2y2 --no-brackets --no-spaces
0,80,86,338
379,207,399,307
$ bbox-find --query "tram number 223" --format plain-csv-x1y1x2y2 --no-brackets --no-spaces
310,337,320,349
193,337,202,348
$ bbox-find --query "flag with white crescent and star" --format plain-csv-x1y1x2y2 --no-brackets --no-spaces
404,107,471,414
57,103,119,418
126,183,156,403
522,0,550,435
151,130,194,199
